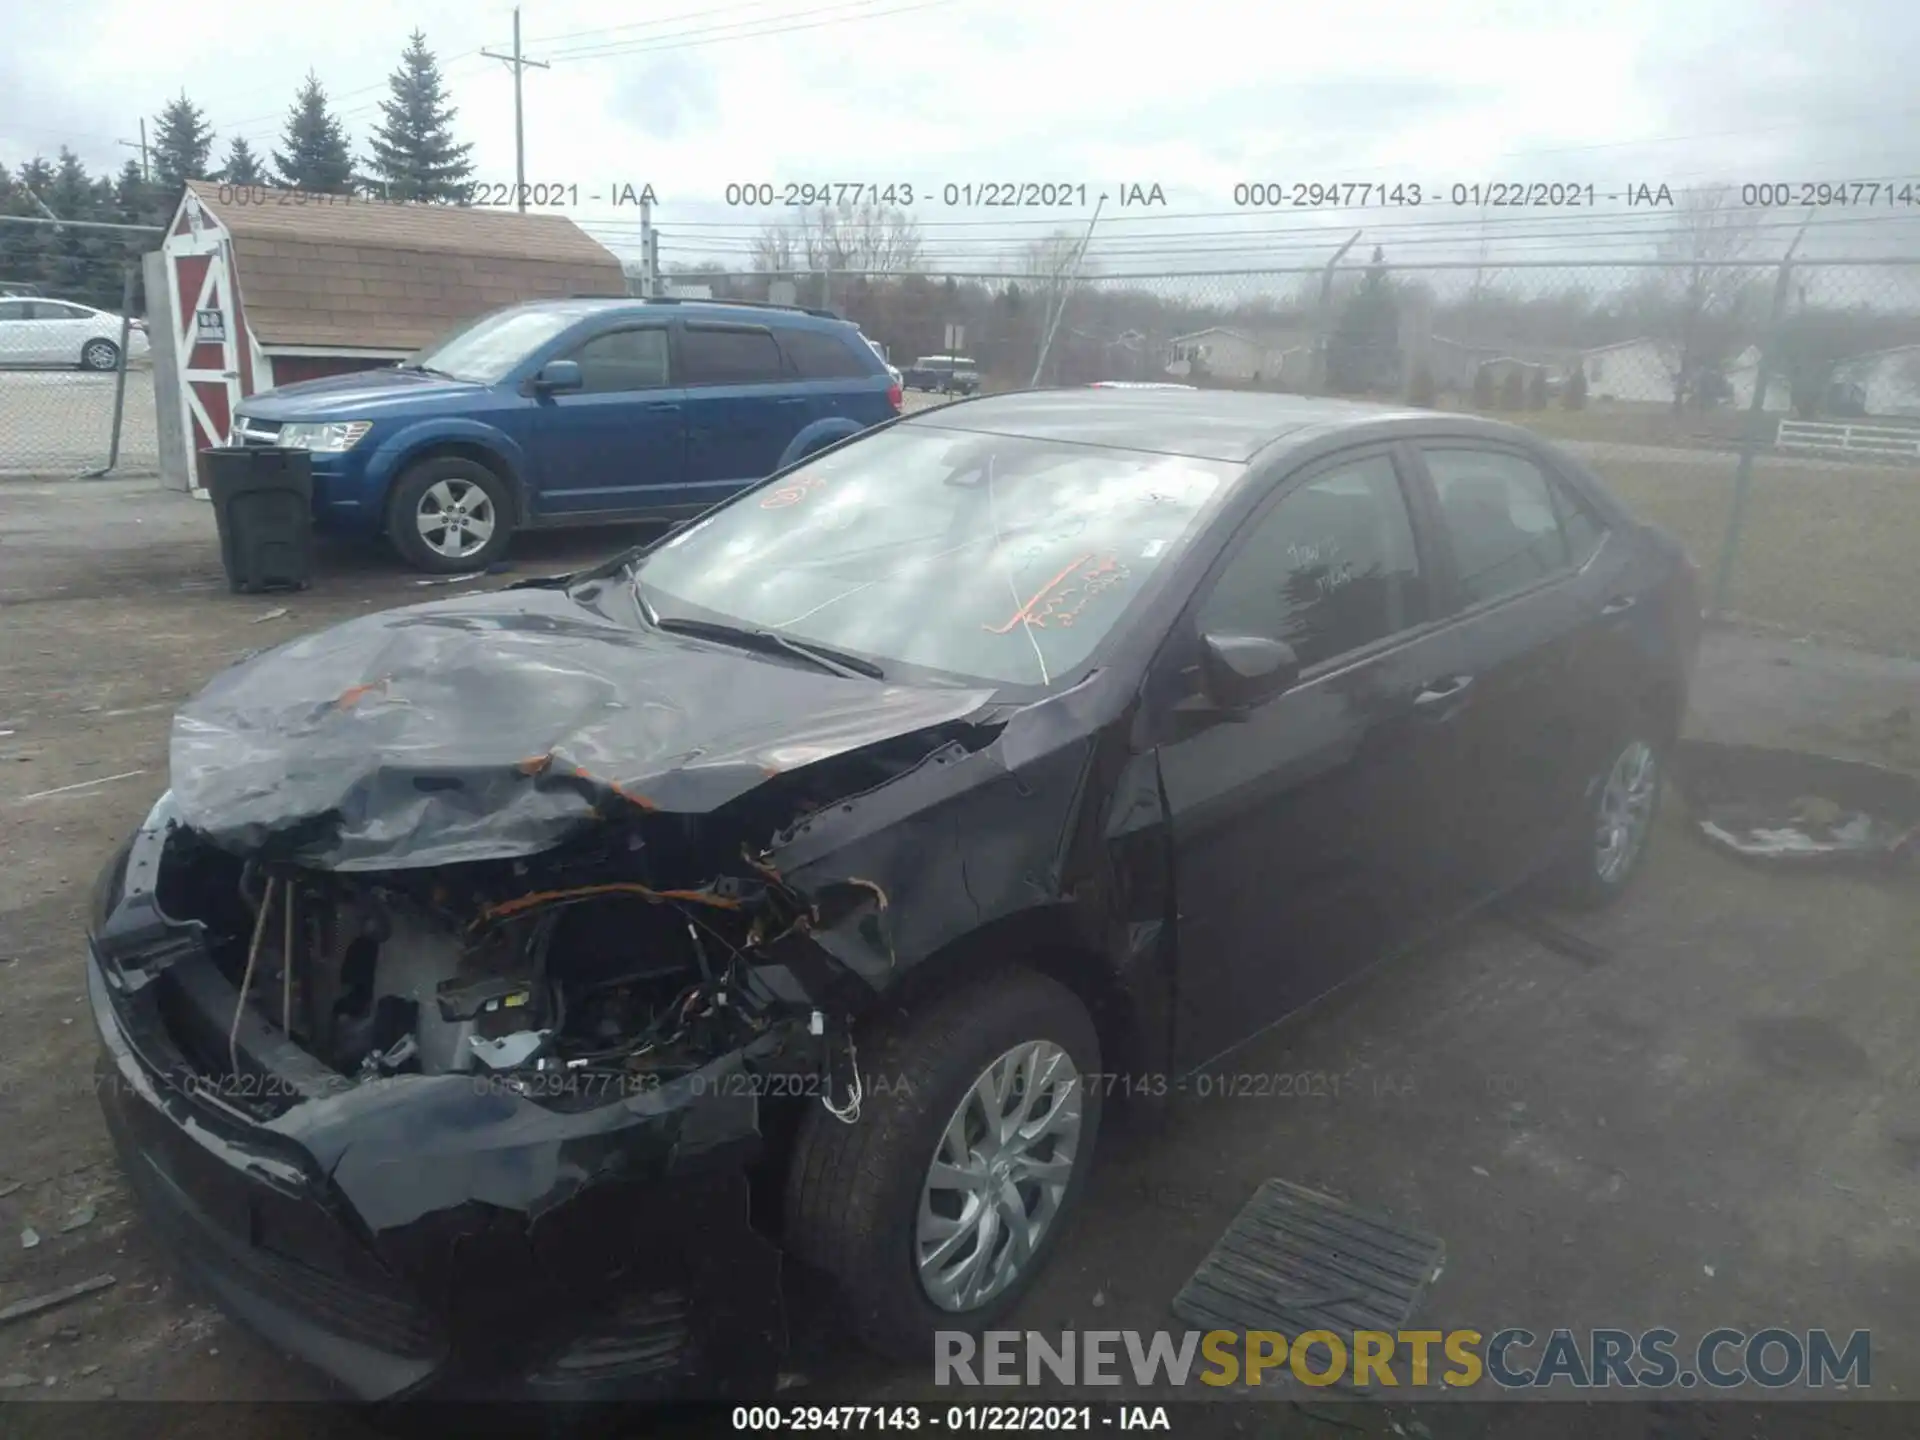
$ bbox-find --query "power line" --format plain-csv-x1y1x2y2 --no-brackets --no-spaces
527,0,883,47
541,0,959,60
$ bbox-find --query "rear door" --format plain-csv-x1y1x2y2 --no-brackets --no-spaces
1405,439,1638,900
1152,444,1473,1070
530,323,686,515
677,323,798,500
33,301,99,364
775,325,888,427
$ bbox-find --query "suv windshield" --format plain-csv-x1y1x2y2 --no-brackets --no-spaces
633,425,1240,688
403,307,582,384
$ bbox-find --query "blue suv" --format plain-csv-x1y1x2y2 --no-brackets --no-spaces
231,298,903,572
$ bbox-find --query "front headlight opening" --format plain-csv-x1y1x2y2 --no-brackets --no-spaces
281,420,372,453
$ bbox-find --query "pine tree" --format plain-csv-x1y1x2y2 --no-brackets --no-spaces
152,92,216,196
362,32,474,202
220,137,266,187
1526,366,1549,409
1327,246,1401,394
1563,364,1588,410
112,160,153,224
1500,367,1525,410
274,72,355,194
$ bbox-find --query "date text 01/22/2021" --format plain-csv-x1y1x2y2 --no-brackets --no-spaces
721,182,1169,208
210,182,660,209
730,1404,1173,1431
1228,181,1682,208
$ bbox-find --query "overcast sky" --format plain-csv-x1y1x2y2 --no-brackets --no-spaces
6,0,1920,272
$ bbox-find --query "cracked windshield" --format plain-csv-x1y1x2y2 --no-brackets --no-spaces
638,427,1237,685
3,0,1918,1431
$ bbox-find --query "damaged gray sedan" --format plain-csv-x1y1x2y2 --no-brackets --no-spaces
87,389,1699,1401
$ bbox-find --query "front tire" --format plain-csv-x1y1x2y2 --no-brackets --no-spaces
1540,732,1665,909
386,457,513,574
784,970,1102,1362
81,339,119,372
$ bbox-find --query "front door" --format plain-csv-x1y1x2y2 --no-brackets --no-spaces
677,322,805,501
1152,446,1472,1071
531,324,687,515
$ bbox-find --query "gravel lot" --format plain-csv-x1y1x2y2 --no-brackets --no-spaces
2,479,1918,1432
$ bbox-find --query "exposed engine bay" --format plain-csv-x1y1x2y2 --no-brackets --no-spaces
153,819,885,1107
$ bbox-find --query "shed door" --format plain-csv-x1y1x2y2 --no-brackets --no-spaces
169,219,241,457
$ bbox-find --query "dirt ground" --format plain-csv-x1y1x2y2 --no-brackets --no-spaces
2,477,1918,1426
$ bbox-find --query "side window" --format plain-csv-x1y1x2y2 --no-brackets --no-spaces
34,302,89,319
0,300,29,321
681,326,786,385
779,329,871,379
1423,447,1576,607
1197,453,1426,671
1550,476,1607,568
566,328,669,394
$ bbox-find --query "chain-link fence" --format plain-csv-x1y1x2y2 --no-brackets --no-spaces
1,217,162,478
682,257,1920,657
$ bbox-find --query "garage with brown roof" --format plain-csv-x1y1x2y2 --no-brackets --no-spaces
149,179,627,492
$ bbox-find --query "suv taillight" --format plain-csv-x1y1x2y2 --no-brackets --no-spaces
887,382,902,411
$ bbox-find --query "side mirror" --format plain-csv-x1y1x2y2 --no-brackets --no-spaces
1199,632,1300,710
531,359,583,394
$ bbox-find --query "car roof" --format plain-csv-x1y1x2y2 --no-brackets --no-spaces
898,387,1529,463
504,296,857,331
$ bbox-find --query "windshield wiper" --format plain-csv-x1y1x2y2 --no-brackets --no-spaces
396,363,461,379
648,614,885,680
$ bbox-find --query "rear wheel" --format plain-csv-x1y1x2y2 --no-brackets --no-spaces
783,970,1102,1360
81,338,119,372
386,457,513,574
1540,732,1664,909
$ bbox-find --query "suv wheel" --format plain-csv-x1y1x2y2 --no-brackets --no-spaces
1540,732,1664,909
784,970,1102,1361
81,339,119,372
387,457,513,573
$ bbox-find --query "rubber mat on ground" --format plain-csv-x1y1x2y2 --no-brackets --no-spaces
1171,1178,1445,1388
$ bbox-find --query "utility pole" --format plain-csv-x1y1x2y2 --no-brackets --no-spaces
482,7,550,213
117,119,150,182
1030,195,1105,386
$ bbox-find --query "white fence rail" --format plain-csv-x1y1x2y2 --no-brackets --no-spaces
1775,419,1920,458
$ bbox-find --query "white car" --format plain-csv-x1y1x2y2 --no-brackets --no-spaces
0,297,151,371
861,333,904,389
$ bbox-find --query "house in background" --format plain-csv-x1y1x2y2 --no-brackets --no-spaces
1571,337,1791,411
1428,336,1584,392
1574,338,1677,403
1165,326,1315,385
151,179,626,494
1828,344,1920,417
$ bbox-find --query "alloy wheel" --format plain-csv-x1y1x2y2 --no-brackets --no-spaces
83,341,116,370
916,1039,1084,1313
415,477,496,561
1595,740,1658,884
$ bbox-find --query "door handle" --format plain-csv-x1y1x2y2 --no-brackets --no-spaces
1600,594,1637,616
1413,675,1474,712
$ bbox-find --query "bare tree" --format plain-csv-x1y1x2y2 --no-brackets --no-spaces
750,223,801,274
1651,185,1764,413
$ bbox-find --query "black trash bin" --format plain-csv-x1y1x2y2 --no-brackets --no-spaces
200,445,314,594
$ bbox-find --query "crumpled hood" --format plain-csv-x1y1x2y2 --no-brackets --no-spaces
170,586,997,870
